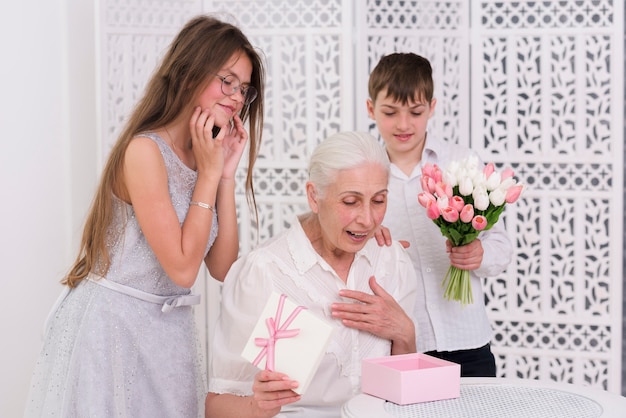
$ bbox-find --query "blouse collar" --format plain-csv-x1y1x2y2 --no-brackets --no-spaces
286,215,375,277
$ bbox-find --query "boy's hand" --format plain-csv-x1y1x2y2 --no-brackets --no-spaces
373,225,410,248
446,239,483,270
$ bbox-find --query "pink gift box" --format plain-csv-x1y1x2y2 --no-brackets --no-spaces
361,353,460,405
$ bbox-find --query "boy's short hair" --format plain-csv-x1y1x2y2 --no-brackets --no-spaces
368,52,434,105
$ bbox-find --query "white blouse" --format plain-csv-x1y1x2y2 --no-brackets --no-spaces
209,217,418,417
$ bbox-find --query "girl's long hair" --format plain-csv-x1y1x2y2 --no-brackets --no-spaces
63,15,265,287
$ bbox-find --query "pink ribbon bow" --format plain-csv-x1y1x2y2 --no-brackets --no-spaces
252,294,306,371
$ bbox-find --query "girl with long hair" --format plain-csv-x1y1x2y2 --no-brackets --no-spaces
25,15,265,417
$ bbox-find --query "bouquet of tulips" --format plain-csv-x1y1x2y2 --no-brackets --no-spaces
418,156,524,305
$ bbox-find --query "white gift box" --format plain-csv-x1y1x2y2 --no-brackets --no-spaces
241,291,335,395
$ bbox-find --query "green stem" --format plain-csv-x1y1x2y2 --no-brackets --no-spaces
442,265,473,305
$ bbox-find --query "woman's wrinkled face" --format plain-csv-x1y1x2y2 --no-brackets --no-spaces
196,51,253,128
309,163,388,256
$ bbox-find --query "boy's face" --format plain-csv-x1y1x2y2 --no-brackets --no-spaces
367,89,436,161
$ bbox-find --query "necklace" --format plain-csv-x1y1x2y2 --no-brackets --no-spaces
163,126,175,148
163,126,195,170
164,126,192,150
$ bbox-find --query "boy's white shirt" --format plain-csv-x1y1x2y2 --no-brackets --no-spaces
383,135,513,352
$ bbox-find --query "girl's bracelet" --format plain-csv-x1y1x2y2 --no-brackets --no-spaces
189,201,214,212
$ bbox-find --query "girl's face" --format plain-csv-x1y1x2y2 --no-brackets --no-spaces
308,163,388,257
196,51,253,128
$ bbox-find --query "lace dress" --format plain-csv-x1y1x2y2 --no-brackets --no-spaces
24,133,218,418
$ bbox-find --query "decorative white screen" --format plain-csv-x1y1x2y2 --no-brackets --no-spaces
98,0,623,393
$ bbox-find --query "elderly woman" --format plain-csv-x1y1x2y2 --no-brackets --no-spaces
205,131,418,418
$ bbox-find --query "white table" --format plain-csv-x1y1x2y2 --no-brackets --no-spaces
342,377,626,418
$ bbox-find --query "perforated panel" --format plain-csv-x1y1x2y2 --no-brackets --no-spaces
98,0,623,393
471,1,622,392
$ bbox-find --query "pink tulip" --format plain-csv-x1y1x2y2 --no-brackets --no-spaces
483,162,495,178
501,168,515,180
460,204,474,223
435,182,452,199
441,207,460,223
418,192,436,208
421,176,435,193
449,196,465,212
472,215,487,231
422,162,435,178
434,183,446,199
426,200,440,220
505,184,524,203
431,165,443,183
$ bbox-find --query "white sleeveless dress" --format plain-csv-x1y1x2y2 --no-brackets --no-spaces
24,133,217,418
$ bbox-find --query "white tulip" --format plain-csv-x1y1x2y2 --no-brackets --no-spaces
486,171,502,191
472,186,490,211
489,188,506,206
458,176,474,196
498,177,516,192
465,156,480,171
472,171,487,189
436,196,449,210
443,170,458,188
447,160,460,176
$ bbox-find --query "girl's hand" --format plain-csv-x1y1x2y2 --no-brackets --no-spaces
251,370,301,415
189,106,224,179
219,114,249,181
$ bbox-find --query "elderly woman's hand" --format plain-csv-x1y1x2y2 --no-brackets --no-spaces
331,276,416,354
250,370,301,417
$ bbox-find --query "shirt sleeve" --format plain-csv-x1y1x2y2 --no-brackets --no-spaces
468,147,515,279
474,214,513,278
390,241,419,325
208,252,274,396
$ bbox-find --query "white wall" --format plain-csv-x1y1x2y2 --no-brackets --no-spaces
0,1,96,416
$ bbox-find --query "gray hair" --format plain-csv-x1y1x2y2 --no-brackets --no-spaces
308,131,390,196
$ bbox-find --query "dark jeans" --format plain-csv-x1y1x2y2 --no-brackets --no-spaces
424,343,496,377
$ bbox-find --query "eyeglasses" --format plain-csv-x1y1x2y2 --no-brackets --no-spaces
215,74,258,105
